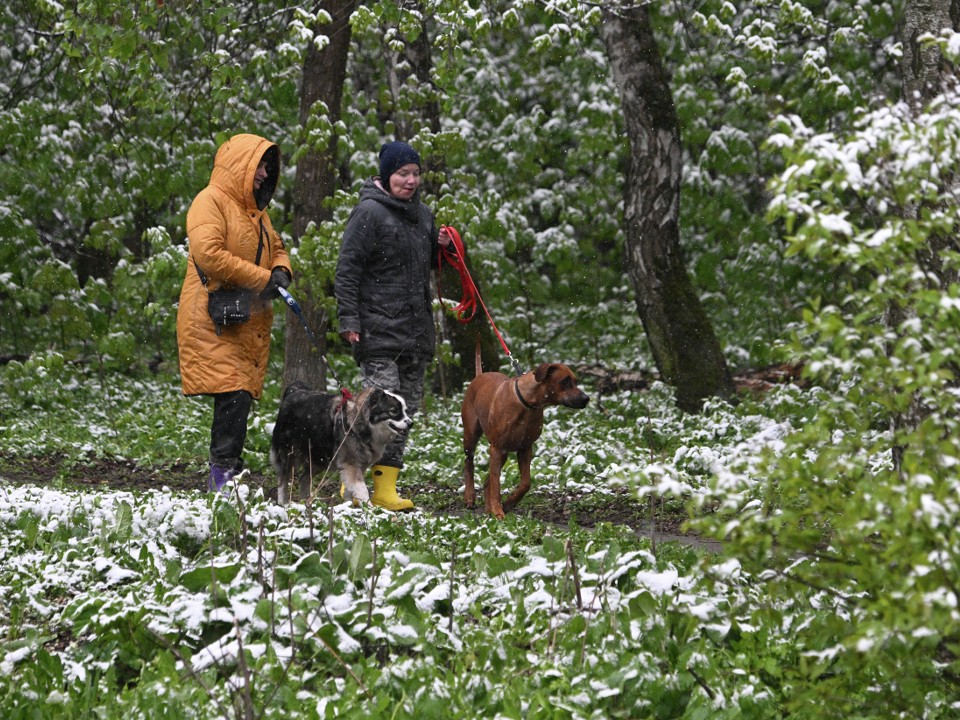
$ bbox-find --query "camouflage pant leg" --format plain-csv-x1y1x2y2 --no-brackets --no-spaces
359,355,428,468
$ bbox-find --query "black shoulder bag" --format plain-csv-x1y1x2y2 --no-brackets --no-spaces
195,221,265,336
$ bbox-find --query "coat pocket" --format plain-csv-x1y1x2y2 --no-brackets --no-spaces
362,297,408,333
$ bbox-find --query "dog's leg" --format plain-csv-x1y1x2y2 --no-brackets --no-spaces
502,446,533,512
301,444,314,503
462,407,482,510
341,465,369,503
464,446,477,509
298,473,312,504
484,446,508,520
278,465,291,506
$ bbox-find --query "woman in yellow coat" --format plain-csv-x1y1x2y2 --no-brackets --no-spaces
176,133,292,491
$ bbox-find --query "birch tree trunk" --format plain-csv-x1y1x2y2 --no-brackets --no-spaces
890,0,959,469
599,3,735,412
283,0,358,390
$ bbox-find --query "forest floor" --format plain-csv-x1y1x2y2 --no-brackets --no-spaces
1,365,803,550
0,452,719,549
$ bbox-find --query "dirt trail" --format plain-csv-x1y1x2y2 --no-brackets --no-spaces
0,453,717,549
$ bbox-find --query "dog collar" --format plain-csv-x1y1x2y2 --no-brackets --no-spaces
514,378,537,410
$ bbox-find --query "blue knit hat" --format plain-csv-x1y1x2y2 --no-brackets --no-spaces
378,141,422,182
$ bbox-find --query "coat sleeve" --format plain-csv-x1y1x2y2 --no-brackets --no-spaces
265,217,292,278
334,203,373,334
188,190,272,292
428,210,441,269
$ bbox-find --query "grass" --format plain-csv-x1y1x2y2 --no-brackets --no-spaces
0,352,861,719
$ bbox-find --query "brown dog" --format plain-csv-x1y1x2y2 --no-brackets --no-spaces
462,357,589,519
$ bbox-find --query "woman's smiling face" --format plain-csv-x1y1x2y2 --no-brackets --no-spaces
388,163,421,199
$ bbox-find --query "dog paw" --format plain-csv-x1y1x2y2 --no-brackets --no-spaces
342,482,370,504
486,502,506,520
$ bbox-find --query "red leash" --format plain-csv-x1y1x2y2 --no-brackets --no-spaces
336,388,353,412
437,226,477,322
438,226,522,375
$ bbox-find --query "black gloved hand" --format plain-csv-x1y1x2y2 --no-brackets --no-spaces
260,267,291,300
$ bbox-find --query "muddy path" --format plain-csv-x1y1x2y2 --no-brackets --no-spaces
0,453,718,549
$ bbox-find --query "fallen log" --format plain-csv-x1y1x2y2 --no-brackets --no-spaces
575,361,808,396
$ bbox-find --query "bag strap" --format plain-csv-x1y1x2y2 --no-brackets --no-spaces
193,220,266,288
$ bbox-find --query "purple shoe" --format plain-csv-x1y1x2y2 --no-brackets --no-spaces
209,464,235,493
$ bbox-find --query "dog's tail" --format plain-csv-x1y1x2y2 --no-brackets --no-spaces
474,332,483,377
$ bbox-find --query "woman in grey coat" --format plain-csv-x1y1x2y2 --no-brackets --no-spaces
334,141,452,510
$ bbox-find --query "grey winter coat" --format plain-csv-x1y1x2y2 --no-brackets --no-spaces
334,178,440,362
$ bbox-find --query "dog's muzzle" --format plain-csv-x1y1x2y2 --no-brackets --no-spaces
564,392,590,409
390,418,413,434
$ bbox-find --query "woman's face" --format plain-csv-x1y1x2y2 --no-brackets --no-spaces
253,159,268,191
388,163,421,200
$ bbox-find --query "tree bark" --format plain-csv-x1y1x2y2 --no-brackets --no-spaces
434,243,504,393
890,0,959,469
283,0,358,390
901,0,956,109
395,12,501,393
599,3,735,412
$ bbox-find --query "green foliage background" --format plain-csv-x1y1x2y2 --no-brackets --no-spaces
3,0,903,373
4,0,960,716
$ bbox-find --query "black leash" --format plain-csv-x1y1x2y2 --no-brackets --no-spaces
278,287,347,393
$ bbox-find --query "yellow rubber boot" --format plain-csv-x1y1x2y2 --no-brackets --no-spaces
370,465,414,511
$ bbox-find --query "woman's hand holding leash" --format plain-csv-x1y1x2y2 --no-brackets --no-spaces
438,226,455,249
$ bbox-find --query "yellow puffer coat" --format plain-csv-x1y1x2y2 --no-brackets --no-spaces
176,134,291,399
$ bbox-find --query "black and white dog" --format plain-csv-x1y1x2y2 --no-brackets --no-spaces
270,381,412,505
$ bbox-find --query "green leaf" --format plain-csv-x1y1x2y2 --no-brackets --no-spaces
348,534,373,582
113,500,134,543
179,563,241,593
274,552,336,597
541,535,565,563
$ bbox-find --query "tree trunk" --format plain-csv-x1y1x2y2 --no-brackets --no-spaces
434,242,503,393
890,0,958,469
397,11,501,393
599,4,735,412
283,0,358,391
899,0,960,292
901,0,956,110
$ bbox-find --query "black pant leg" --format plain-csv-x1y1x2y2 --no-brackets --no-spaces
210,390,253,470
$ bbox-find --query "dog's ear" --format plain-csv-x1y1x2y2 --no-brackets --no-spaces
356,387,382,416
363,387,382,407
533,363,558,383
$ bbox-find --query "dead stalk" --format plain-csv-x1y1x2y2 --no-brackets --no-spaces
448,541,456,633
649,492,657,557
142,627,232,718
365,537,378,630
327,505,334,561
233,620,255,720
257,517,265,592
307,492,315,551
566,540,583,611
318,635,372,699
